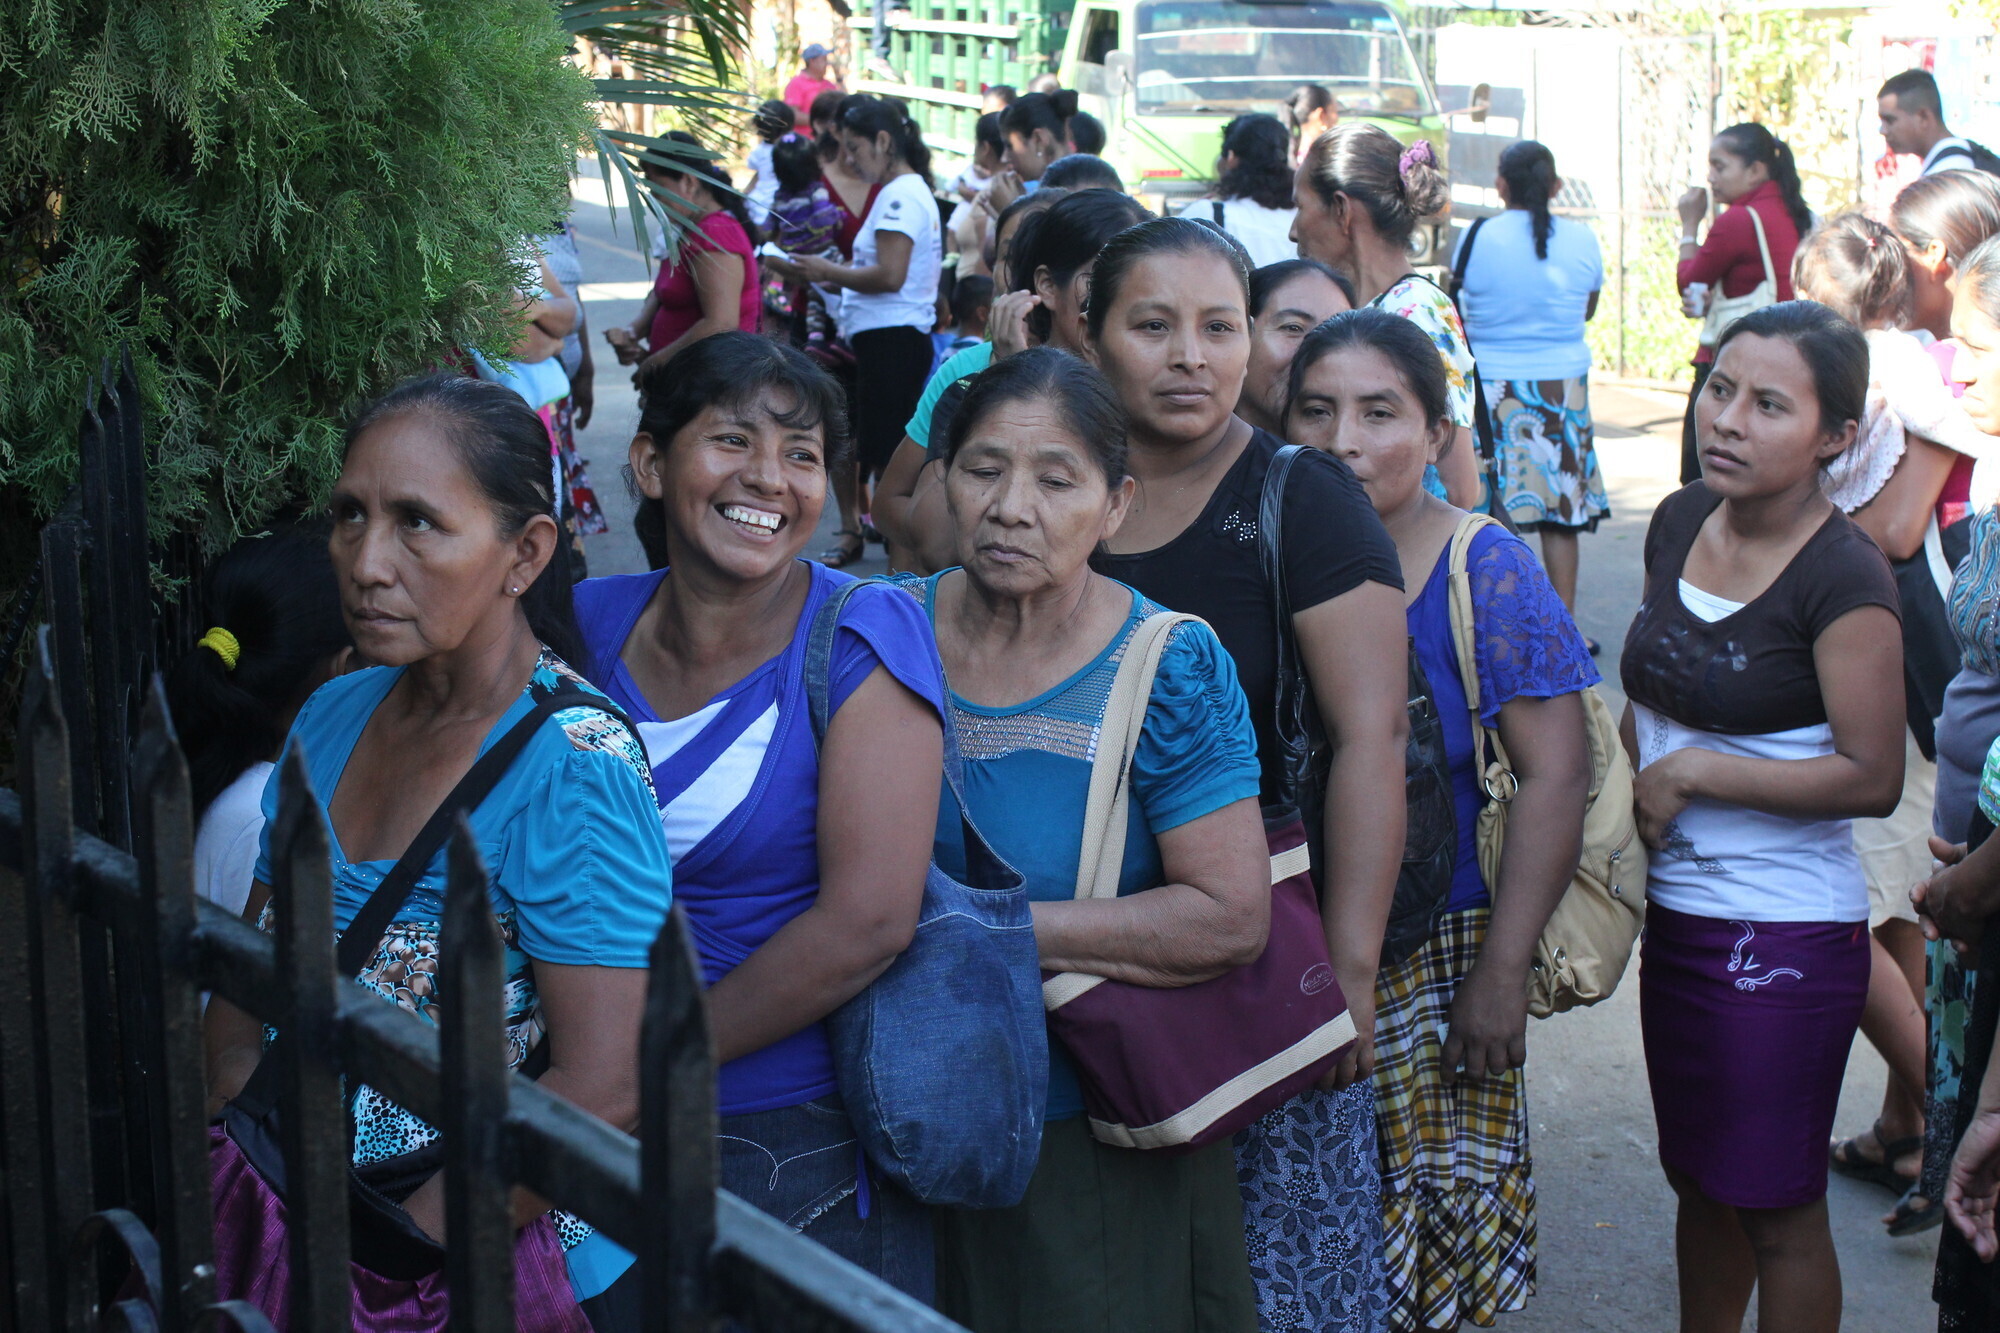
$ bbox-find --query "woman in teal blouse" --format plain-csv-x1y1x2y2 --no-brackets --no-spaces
904,349,1271,1333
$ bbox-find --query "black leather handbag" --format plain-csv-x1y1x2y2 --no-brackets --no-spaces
1260,444,1457,969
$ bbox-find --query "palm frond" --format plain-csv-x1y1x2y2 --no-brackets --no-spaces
561,0,754,259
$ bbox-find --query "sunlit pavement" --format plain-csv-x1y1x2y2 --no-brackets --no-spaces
564,182,1940,1330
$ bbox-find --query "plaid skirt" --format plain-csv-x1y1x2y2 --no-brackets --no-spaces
1371,908,1535,1332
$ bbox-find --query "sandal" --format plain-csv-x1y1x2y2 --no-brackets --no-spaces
1829,1119,1923,1194
819,527,865,568
1886,1180,1944,1236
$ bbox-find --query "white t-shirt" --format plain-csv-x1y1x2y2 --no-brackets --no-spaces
747,142,779,227
1923,137,1978,176
195,761,273,919
844,172,940,337
1175,197,1298,269
1635,583,1867,924
1452,211,1604,381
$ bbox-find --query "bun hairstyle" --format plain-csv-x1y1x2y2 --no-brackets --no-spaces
1497,139,1559,260
1791,212,1911,331
1001,90,1079,152
345,374,585,670
647,129,757,243
164,524,351,820
1287,306,1451,436
1712,300,1869,438
1299,124,1448,248
1085,215,1252,341
942,347,1130,488
1014,188,1153,340
1066,111,1107,157
1217,113,1294,211
837,93,934,188
1891,169,2000,269
1714,123,1813,238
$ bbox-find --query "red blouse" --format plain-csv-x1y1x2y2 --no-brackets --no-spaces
648,209,760,353
1677,181,1802,365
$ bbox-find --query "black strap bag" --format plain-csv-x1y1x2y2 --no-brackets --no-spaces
218,683,634,1279
1260,444,1456,968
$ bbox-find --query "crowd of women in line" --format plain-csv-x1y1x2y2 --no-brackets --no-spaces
165,97,2000,1333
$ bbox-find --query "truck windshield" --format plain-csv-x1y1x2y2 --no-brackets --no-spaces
1132,0,1434,117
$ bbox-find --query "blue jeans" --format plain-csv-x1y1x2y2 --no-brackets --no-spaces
719,1093,933,1303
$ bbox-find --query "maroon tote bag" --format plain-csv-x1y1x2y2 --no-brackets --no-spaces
1042,612,1357,1153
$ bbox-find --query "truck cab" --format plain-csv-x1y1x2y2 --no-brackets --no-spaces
1064,0,1448,260
853,0,1448,263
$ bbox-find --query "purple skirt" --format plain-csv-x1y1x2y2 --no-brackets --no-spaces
209,1127,590,1331
1639,906,1868,1209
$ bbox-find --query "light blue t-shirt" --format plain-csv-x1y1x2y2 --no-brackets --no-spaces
907,340,995,453
903,573,1263,1120
1452,211,1604,381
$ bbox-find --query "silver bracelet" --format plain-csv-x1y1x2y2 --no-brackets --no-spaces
1679,233,1699,246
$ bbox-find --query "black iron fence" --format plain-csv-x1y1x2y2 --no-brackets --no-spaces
0,368,965,1332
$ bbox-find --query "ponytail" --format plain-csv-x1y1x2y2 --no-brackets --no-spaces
164,524,352,820
1002,91,1074,151
1497,139,1558,260
1717,123,1813,238
838,93,934,189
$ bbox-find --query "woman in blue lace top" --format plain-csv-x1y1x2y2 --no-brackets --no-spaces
907,349,1271,1333
1286,309,1597,1332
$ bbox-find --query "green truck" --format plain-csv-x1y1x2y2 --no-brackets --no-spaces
851,0,1451,264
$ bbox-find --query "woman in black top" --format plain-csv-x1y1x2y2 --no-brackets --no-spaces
1086,216,1408,1331
1621,302,1904,1333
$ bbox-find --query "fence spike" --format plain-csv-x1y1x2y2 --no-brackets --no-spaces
641,904,717,1333
440,814,512,1331
0,632,63,1328
131,678,218,1324
65,1208,162,1330
20,627,98,1329
269,739,351,1333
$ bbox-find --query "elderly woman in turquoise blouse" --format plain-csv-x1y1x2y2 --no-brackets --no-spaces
898,350,1272,1333
203,375,673,1333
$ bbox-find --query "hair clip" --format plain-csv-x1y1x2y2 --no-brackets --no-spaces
1398,140,1437,176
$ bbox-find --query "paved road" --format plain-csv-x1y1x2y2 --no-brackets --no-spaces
561,183,1942,1332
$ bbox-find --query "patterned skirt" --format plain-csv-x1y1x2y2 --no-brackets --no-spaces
1233,1083,1389,1333
1487,376,1608,533
1372,908,1535,1333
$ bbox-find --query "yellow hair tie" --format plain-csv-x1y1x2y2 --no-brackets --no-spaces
198,627,241,671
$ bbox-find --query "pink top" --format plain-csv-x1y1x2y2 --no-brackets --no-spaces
648,210,760,353
784,72,844,119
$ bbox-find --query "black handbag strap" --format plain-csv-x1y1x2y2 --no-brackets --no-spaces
233,680,632,1116
1258,444,1314,813
1449,215,1487,300
335,682,632,977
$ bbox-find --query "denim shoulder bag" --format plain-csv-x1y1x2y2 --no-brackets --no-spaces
804,577,1047,1208
1261,443,1456,966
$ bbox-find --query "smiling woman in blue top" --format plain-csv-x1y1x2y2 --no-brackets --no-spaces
202,375,674,1330
572,331,946,1298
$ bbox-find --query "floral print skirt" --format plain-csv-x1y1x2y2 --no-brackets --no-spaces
1234,1082,1390,1333
1487,376,1608,534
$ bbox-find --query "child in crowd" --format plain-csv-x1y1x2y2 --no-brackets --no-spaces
745,99,795,227
764,134,847,357
1792,212,2000,516
942,274,992,358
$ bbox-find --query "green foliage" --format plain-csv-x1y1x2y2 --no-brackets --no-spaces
0,0,597,548
1586,219,1695,384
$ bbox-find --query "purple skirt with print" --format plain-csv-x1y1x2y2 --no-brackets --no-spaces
1639,905,1868,1209
209,1127,590,1331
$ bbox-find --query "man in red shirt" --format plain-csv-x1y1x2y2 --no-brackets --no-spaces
784,44,844,120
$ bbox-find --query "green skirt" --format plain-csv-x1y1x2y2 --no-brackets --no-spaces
935,1117,1258,1333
